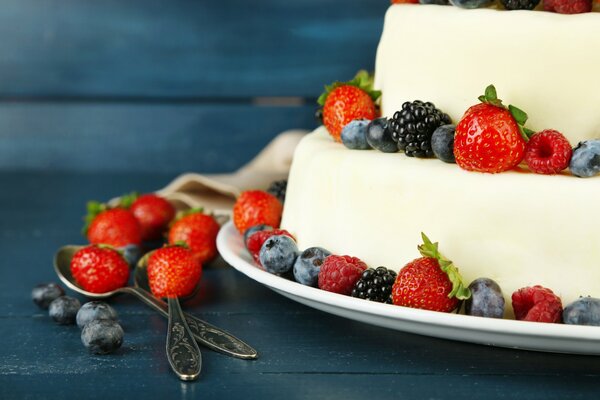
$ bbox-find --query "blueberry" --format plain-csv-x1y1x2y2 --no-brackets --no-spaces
570,140,600,178
420,0,449,4
76,301,118,329
293,247,332,286
48,296,81,325
465,278,505,318
449,0,493,8
431,124,456,163
341,119,371,150
32,283,65,309
366,118,398,153
244,224,273,248
81,319,124,354
259,235,299,274
118,244,141,266
563,297,600,326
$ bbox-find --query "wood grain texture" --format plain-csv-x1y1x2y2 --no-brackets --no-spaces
0,103,315,172
0,0,385,98
2,172,600,399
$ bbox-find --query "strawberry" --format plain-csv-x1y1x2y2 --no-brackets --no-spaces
392,233,470,312
147,245,202,298
233,190,283,234
84,202,142,247
391,0,419,3
168,209,220,264
121,192,175,241
246,229,294,265
70,245,130,294
454,85,531,173
317,70,381,142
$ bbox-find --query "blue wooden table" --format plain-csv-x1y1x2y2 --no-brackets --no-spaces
2,2,600,399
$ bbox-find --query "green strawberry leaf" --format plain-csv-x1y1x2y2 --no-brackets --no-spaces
478,84,533,143
417,233,471,301
508,105,528,126
485,85,497,102
119,192,139,209
317,70,381,107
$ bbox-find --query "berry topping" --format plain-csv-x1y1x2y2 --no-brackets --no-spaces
49,296,81,325
121,192,175,242
84,203,142,247
341,119,372,150
501,0,540,9
389,100,451,158
267,180,288,205
233,190,283,233
420,0,449,4
449,0,494,8
32,283,65,310
524,129,572,175
366,118,398,153
76,301,118,329
259,235,299,275
563,297,600,326
293,247,332,286
431,124,456,163
81,319,124,355
512,285,563,323
318,255,368,295
544,0,592,13
454,85,530,173
318,71,381,142
392,234,470,312
168,209,220,265
246,229,294,265
465,278,505,318
569,140,600,178
244,224,273,248
351,267,397,304
147,245,202,298
70,245,130,294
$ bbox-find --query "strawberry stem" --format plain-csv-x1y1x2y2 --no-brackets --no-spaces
418,233,471,300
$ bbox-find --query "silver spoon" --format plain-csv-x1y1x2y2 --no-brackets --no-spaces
137,250,201,381
54,245,258,360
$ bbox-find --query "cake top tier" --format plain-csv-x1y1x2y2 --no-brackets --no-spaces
375,5,600,144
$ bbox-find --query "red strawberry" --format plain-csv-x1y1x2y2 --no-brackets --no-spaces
544,0,592,13
246,229,294,265
168,209,220,264
147,245,202,298
512,285,563,323
524,129,572,175
318,255,368,295
318,70,381,142
391,0,419,3
122,193,175,241
233,190,283,234
70,245,130,294
454,85,529,173
84,202,142,247
391,234,470,312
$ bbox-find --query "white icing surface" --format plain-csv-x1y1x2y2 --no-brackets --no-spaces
281,129,600,314
374,5,600,145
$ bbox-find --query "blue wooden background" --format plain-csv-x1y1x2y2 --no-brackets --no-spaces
0,0,387,173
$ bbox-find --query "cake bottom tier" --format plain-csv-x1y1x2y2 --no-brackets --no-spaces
281,128,600,315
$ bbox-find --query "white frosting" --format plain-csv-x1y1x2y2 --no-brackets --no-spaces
282,129,600,314
375,5,600,145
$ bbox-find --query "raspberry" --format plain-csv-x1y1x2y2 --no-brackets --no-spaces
512,285,563,323
524,130,572,174
318,255,368,295
246,229,294,266
544,0,592,13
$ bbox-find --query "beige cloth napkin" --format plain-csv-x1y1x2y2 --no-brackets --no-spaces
155,129,307,216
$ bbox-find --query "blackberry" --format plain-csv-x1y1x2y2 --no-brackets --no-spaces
500,0,540,10
351,267,397,304
389,100,451,158
267,179,287,204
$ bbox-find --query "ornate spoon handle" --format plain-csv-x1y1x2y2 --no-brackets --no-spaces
166,297,202,381
125,287,258,360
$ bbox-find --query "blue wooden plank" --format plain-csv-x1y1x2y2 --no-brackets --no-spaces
0,103,315,173
0,0,386,98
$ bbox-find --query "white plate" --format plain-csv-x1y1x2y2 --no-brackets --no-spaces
217,221,600,355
